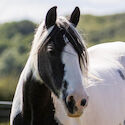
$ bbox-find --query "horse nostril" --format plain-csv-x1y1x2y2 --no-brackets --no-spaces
81,99,87,107
67,96,75,106
66,96,76,114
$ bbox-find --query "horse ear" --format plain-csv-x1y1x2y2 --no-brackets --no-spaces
69,7,80,27
45,6,57,29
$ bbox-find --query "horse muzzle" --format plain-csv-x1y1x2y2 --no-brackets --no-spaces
65,95,89,117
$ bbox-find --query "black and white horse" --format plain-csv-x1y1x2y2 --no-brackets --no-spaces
11,6,125,125
10,7,89,125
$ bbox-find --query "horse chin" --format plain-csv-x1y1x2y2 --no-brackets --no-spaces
65,108,83,118
67,112,83,118
62,100,84,118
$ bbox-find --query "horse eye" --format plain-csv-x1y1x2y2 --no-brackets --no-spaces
47,44,55,55
48,50,55,56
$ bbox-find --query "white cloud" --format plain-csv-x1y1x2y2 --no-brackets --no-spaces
87,0,124,4
0,0,125,23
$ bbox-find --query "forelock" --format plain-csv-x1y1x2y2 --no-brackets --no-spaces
56,17,88,75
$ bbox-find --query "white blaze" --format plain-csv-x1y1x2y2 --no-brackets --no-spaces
62,42,88,104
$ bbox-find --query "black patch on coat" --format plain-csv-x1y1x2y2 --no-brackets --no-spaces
38,25,65,97
62,81,77,114
124,120,125,125
13,72,63,125
13,113,23,125
117,69,125,80
62,80,68,105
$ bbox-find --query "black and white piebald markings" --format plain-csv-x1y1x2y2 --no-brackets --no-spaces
117,69,125,80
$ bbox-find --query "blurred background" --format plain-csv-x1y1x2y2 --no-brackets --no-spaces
0,0,125,124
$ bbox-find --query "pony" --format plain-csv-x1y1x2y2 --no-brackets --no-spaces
10,6,89,125
10,6,125,125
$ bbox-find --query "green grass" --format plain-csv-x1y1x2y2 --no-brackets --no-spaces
78,13,125,46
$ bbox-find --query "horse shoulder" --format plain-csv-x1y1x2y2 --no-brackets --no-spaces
10,58,33,125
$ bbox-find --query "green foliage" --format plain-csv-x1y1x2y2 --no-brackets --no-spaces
0,20,35,76
0,75,18,101
0,13,125,101
0,20,35,39
78,13,125,46
0,20,35,101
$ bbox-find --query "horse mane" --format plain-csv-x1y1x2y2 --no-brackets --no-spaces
30,17,88,81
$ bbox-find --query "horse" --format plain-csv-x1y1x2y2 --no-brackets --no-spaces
10,6,125,125
55,41,125,125
10,6,89,125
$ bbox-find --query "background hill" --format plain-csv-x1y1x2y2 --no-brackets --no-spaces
0,13,125,101
78,13,125,46
0,20,36,100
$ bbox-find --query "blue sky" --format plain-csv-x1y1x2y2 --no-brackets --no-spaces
0,0,125,23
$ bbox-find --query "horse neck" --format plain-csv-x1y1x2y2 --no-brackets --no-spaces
22,70,61,125
30,81,56,123
22,54,63,125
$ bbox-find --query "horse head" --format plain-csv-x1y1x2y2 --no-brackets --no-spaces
32,6,89,117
